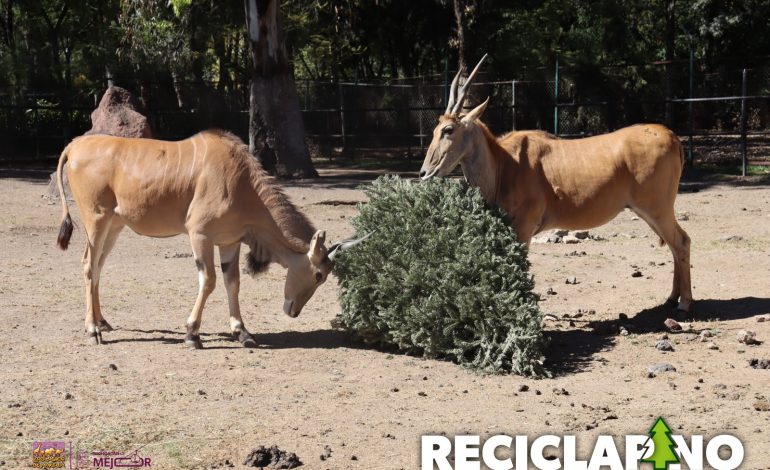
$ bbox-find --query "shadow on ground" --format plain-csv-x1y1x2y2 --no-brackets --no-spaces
77,298,770,375
106,328,241,349
0,167,52,183
543,296,770,376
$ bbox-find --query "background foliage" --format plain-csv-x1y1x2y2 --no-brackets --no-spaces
334,176,547,376
2,1,769,161
3,0,769,99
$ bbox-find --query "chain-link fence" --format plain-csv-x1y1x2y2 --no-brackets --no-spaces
297,62,770,169
2,61,769,167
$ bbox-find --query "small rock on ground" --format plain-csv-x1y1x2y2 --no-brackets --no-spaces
749,359,770,369
737,330,759,345
753,399,770,412
647,363,677,377
656,339,674,351
664,318,682,331
207,459,235,469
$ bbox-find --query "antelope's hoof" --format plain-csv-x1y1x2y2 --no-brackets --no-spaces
238,330,258,348
676,307,691,317
98,320,114,332
87,330,103,346
185,335,203,349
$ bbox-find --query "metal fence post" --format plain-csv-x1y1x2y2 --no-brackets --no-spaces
338,82,347,156
553,54,559,136
688,49,694,165
418,82,425,153
511,80,516,130
34,106,40,159
443,55,450,110
740,68,748,177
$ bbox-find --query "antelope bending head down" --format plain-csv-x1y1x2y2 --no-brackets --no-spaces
419,54,693,312
55,130,367,348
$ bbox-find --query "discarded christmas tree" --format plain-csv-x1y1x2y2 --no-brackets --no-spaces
334,176,547,375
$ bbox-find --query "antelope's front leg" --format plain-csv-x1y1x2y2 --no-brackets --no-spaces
219,243,257,347
186,234,216,349
512,205,544,245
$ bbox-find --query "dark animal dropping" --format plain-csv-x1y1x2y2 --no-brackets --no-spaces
243,445,302,468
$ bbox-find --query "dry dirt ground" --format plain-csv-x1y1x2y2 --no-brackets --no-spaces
1,168,769,469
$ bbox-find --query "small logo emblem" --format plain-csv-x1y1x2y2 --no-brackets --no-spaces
641,417,681,470
32,441,66,469
74,446,153,469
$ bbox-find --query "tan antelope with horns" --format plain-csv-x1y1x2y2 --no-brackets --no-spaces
55,130,367,347
419,55,692,312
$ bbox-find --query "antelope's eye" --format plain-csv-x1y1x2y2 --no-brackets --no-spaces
315,271,323,283
442,125,454,136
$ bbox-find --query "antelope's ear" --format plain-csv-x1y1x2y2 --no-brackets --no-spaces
460,97,490,123
309,230,327,263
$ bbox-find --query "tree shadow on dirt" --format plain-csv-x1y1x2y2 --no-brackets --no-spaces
0,167,52,183
544,329,615,376
254,329,403,356
691,296,770,319
545,296,770,376
679,171,770,191
104,297,770,370
255,329,350,349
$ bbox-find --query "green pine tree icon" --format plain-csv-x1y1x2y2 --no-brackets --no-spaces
641,417,680,470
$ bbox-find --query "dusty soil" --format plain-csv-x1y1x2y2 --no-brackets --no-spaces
1,168,769,469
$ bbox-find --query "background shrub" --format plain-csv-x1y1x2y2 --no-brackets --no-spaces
334,176,547,376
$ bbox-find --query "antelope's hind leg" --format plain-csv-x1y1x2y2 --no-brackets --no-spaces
219,243,257,348
185,234,216,349
81,214,115,345
633,208,693,313
93,221,125,333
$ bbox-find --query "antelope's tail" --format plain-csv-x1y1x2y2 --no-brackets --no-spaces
56,147,73,250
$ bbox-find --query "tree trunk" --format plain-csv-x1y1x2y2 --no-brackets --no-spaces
453,0,467,72
663,0,675,127
244,0,316,178
170,69,186,108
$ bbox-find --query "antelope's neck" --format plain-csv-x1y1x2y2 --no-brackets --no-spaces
460,127,502,203
244,212,307,269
